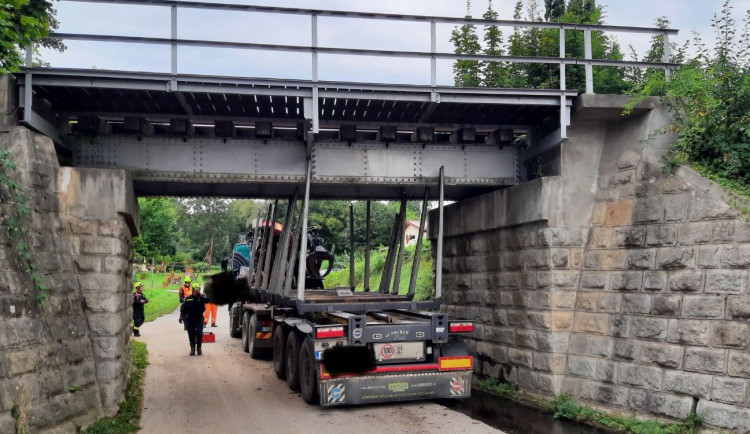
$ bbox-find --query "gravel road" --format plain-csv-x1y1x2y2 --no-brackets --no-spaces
137,306,504,434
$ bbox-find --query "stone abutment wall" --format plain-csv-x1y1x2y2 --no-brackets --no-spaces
433,96,750,432
0,126,138,433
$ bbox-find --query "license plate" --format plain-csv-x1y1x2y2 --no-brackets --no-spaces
373,342,425,362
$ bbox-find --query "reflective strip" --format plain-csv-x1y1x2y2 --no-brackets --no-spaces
438,356,473,371
255,332,272,339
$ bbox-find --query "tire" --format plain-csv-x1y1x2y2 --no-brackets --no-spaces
248,314,262,359
229,304,242,338
299,336,319,405
285,331,301,391
273,324,288,379
241,312,250,353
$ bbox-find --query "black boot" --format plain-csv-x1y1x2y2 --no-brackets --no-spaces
190,344,195,356
197,344,202,356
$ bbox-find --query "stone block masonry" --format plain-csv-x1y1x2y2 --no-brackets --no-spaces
0,127,138,433
433,97,750,433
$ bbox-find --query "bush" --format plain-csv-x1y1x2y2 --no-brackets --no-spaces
629,2,750,190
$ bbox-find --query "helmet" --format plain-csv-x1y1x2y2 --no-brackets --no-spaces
134,281,144,289
183,276,192,284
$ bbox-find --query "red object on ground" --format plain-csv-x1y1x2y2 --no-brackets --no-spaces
202,332,216,343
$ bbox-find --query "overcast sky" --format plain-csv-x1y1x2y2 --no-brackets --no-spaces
40,0,749,85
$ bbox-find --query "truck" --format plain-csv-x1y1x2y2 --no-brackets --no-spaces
209,165,475,406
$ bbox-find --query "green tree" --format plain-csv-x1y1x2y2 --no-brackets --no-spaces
453,0,629,93
450,0,482,87
134,198,179,259
481,0,505,87
544,0,565,21
505,0,529,87
0,0,64,73
231,199,262,228
177,199,245,262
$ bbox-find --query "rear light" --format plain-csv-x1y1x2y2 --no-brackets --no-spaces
316,326,345,339
448,321,474,333
438,356,473,371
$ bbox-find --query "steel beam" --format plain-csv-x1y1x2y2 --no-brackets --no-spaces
73,136,518,186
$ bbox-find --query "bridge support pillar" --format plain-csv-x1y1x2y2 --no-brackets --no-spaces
0,126,139,432
431,96,750,431
0,75,18,126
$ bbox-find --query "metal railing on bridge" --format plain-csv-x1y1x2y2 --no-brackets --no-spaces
29,0,677,95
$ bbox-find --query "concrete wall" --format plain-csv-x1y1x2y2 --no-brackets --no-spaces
0,126,138,433
434,96,750,432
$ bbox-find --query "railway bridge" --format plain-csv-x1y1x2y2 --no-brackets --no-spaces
15,3,750,434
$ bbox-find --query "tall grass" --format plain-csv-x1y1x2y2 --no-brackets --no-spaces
325,241,434,301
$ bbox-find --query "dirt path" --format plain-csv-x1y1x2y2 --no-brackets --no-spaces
138,307,504,433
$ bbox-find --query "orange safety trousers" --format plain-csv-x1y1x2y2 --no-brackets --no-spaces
204,302,218,325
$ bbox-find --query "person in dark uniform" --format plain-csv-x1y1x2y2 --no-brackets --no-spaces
132,281,149,337
179,284,207,356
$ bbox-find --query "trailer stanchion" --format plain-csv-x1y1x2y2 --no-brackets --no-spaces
436,166,445,299
408,189,428,298
284,202,304,296
391,199,407,295
254,203,273,291
247,207,263,290
271,195,297,293
349,202,355,290
378,213,400,293
261,199,279,291
297,161,312,301
364,200,371,292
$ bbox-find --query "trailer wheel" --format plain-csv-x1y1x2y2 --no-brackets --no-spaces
299,336,318,405
247,314,262,359
241,312,251,353
273,324,288,379
229,303,242,338
285,332,301,391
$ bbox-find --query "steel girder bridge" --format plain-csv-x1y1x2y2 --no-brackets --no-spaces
16,0,677,200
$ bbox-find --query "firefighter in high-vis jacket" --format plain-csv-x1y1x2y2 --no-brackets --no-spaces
178,276,193,303
132,281,148,337
179,284,208,356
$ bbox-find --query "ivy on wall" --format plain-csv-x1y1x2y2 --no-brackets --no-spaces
0,150,47,305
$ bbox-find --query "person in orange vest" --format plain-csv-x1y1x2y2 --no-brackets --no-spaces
178,276,194,328
179,276,194,303
203,286,218,327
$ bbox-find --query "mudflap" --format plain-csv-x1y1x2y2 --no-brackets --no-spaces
253,333,274,348
319,370,472,406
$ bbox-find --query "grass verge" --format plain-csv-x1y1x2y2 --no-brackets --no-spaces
83,341,148,433
142,286,181,323
473,377,702,434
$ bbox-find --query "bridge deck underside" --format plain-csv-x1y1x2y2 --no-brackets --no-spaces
19,69,576,200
